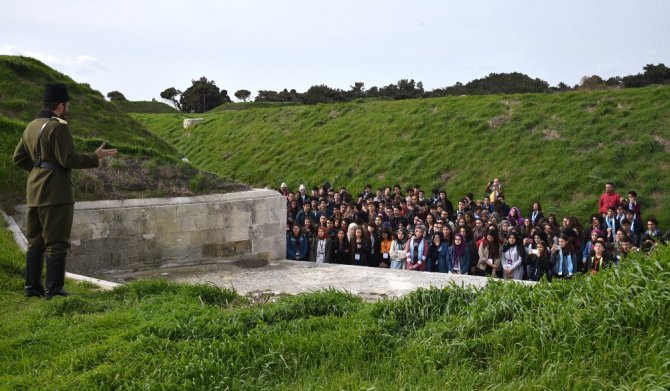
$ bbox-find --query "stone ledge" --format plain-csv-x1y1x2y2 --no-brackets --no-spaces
11,190,287,275
13,189,281,213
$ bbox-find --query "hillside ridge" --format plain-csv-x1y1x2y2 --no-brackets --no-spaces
136,85,670,222
0,55,248,212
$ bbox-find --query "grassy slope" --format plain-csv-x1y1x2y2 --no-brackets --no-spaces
135,86,670,222
0,56,246,210
0,56,175,153
1,224,669,389
112,100,179,114
210,101,299,112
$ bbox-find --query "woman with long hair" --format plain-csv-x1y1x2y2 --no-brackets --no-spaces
286,224,309,261
441,225,454,246
405,226,429,271
332,229,351,265
502,231,526,280
507,207,524,227
472,218,486,242
426,233,445,272
367,222,382,267
425,213,436,237
463,212,475,229
350,226,371,266
528,240,552,282
520,217,534,239
287,199,300,228
551,234,577,278
477,230,502,277
309,225,332,263
347,222,358,242
529,202,544,226
303,218,316,239
390,228,408,270
459,225,477,275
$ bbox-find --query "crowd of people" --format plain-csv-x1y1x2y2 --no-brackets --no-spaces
281,179,667,281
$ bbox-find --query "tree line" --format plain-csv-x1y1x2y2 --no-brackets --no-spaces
106,64,670,113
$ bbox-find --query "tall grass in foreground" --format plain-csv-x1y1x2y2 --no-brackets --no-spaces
1,226,668,389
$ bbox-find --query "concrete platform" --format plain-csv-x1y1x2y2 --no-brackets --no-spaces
94,259,532,301
4,208,532,301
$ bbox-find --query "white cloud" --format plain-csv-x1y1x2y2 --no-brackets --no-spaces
0,45,110,75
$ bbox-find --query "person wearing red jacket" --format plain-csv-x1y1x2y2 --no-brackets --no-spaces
598,182,621,216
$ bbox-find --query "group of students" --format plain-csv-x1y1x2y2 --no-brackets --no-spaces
282,179,665,281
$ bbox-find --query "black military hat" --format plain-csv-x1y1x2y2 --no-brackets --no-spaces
44,83,70,102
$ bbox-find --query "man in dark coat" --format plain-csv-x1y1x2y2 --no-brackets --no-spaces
13,83,117,299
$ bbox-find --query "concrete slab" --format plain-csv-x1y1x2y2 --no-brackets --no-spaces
5,195,532,300
94,259,533,301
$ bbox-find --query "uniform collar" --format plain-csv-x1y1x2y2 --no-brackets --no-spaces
37,110,57,119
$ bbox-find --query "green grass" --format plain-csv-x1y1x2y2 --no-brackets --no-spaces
112,100,179,114
135,85,670,223
0,55,246,210
1,224,669,389
2,55,670,388
0,56,175,155
209,101,299,112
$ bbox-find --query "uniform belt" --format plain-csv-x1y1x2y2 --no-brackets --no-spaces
36,161,66,171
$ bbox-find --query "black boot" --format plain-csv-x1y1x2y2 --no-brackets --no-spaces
24,250,45,298
45,253,70,300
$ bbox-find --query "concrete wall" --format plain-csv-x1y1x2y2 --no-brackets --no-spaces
12,190,286,275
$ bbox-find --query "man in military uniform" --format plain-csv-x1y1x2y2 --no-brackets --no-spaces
13,83,118,299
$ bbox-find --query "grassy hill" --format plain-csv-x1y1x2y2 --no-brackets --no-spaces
0,56,247,211
1,220,669,388
1,55,669,388
112,100,179,114
209,101,299,112
135,86,670,223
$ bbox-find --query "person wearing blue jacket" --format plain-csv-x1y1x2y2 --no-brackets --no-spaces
287,224,309,261
443,233,470,274
550,234,578,278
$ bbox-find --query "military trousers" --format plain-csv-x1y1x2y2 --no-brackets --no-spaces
25,203,74,256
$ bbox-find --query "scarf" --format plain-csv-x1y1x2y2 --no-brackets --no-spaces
409,237,425,262
316,239,327,263
559,250,573,275
508,207,524,225
453,234,466,257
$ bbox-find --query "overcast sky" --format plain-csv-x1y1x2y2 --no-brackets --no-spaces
2,0,668,101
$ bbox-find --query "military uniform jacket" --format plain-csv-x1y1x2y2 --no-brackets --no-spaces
13,110,99,207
